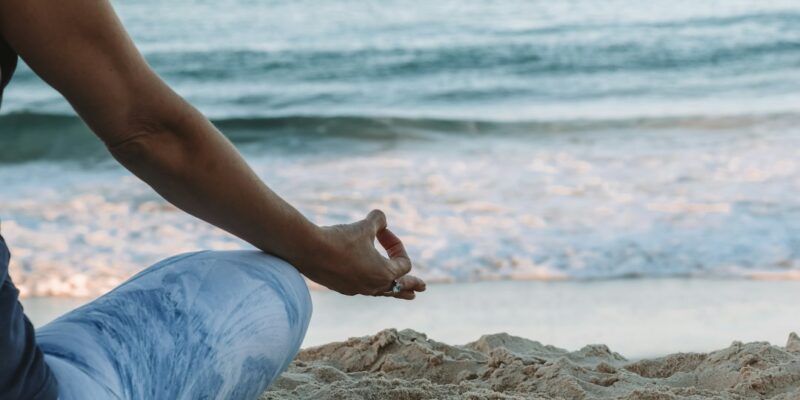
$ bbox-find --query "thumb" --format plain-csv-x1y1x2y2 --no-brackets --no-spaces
364,209,388,235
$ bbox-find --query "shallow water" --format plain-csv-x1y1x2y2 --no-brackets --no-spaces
24,279,800,359
4,0,800,296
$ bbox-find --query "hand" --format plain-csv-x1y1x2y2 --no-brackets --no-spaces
297,210,426,300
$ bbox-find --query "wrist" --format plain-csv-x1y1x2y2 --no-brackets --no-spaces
278,217,329,275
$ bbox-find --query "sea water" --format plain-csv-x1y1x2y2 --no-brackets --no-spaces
3,0,800,297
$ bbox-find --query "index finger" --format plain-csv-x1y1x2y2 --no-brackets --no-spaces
376,227,412,277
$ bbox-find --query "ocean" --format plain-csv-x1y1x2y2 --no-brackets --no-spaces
3,0,800,297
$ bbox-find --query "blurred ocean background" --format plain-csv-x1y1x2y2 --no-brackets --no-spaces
4,0,800,297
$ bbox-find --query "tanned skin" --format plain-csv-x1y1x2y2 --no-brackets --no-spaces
0,0,426,299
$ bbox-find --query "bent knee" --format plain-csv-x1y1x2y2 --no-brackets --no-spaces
120,250,312,329
207,251,312,327
187,251,313,361
196,250,310,308
160,251,312,326
39,251,313,399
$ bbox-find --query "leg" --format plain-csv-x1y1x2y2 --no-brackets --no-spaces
35,250,312,400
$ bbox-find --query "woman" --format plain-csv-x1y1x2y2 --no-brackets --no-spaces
0,0,426,399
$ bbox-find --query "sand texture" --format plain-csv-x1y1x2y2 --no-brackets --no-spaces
263,329,800,400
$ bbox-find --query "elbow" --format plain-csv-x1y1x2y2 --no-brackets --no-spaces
106,127,188,180
106,107,189,169
105,99,199,167
107,130,161,167
104,105,172,165
104,103,212,179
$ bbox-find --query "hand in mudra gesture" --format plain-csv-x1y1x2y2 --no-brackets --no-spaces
302,210,426,300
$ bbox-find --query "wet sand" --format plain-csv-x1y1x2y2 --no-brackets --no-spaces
24,279,800,358
23,279,800,398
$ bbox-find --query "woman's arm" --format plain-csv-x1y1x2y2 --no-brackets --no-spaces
0,0,425,299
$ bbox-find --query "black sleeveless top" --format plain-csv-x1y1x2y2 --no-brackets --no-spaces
0,38,60,400
0,37,17,104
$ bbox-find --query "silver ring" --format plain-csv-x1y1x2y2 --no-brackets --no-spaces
386,280,403,294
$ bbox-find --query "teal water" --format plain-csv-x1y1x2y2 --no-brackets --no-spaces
5,0,800,122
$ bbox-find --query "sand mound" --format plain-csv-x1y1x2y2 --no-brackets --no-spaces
263,329,800,399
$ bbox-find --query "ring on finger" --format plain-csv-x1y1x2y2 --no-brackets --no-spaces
384,279,403,295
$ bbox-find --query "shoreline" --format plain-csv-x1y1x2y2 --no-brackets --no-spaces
16,272,800,300
23,278,800,360
19,279,800,398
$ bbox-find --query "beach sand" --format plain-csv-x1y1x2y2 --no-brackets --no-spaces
263,329,800,400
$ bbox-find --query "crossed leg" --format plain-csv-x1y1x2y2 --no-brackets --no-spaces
35,250,312,400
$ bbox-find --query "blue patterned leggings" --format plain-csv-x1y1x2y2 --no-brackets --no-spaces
35,251,312,399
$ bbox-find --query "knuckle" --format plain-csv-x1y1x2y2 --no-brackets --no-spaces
370,209,387,225
399,260,412,274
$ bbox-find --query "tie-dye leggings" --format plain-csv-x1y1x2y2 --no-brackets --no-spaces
36,250,312,399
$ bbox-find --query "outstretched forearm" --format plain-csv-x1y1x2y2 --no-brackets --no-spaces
109,101,322,268
107,101,427,299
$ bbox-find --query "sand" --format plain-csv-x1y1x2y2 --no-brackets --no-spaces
263,329,800,400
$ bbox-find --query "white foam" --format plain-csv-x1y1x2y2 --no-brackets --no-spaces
4,119,800,297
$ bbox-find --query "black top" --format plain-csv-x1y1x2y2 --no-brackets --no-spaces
0,36,59,399
0,236,58,400
0,37,17,104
